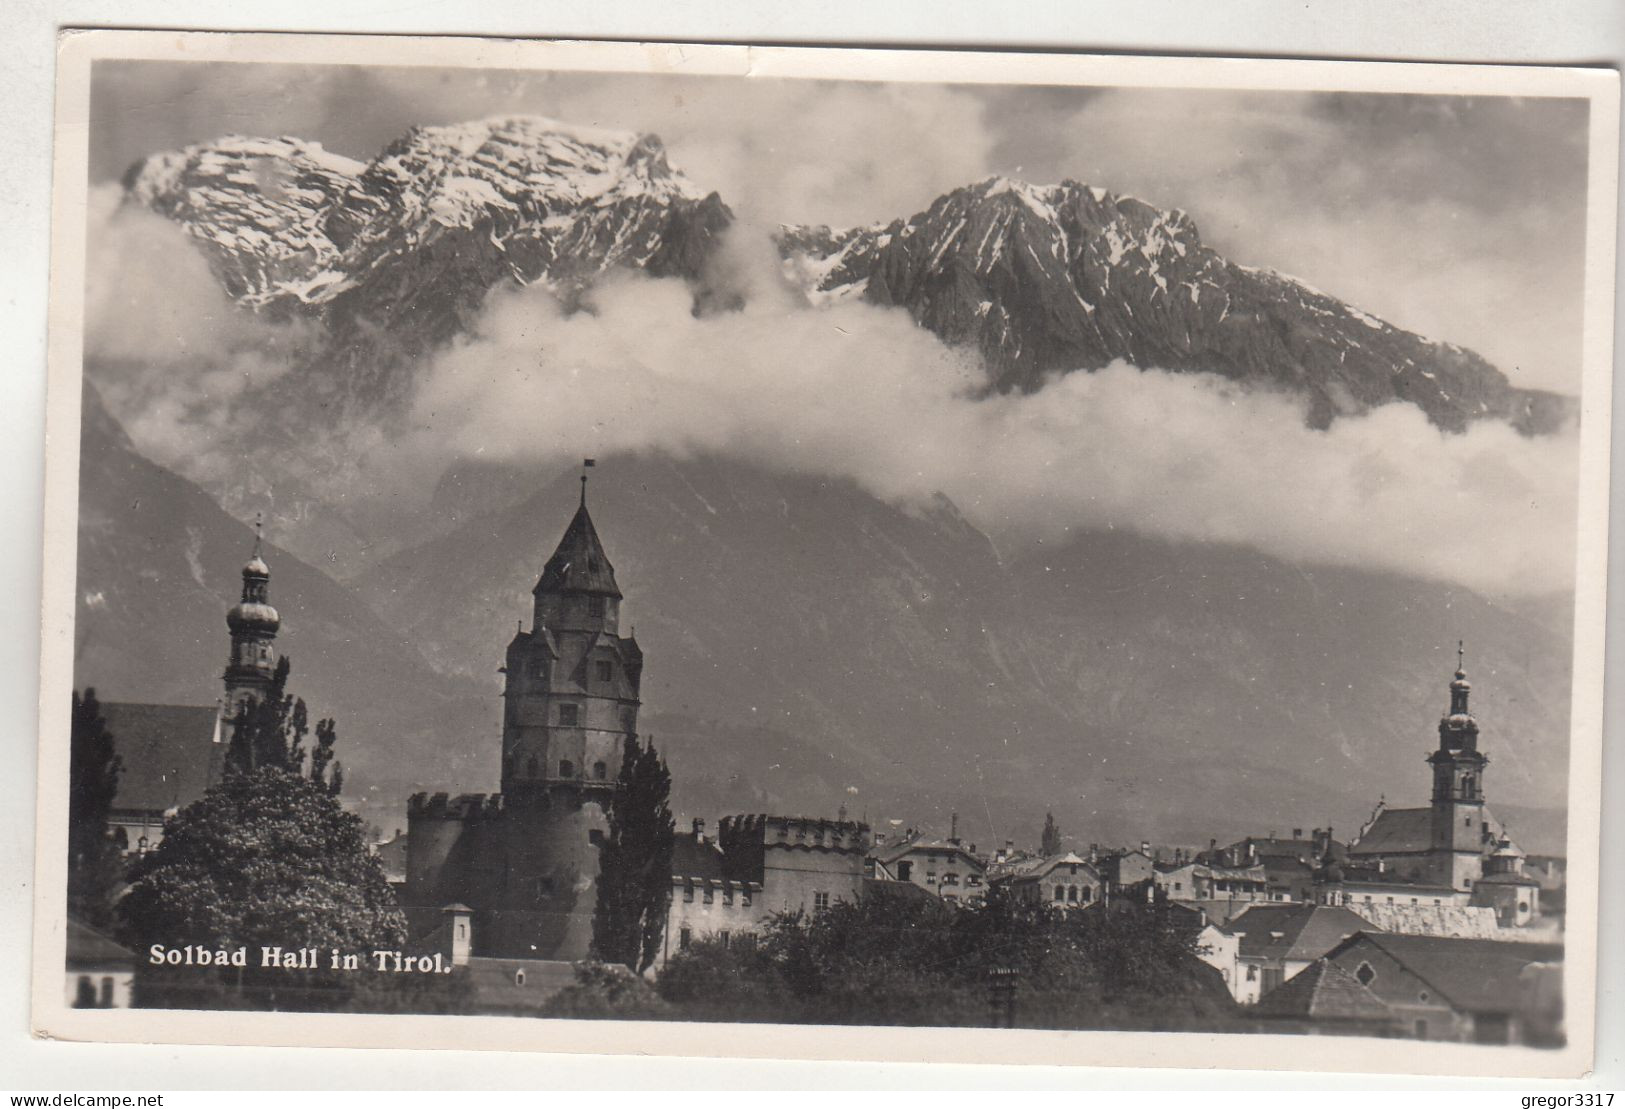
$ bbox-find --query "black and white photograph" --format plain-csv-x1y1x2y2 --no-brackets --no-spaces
31,32,1617,1076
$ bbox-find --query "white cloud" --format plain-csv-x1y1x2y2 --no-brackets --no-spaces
396,231,1579,599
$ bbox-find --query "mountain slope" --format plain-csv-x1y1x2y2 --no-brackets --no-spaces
779,177,1567,431
73,384,495,829
358,454,1572,853
122,120,1564,435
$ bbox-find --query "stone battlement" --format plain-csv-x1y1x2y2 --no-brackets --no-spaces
719,813,872,856
407,791,505,821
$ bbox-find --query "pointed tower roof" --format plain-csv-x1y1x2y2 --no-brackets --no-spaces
535,501,623,598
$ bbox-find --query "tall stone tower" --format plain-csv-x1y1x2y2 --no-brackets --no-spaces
501,473,644,799
1427,644,1490,890
222,525,280,723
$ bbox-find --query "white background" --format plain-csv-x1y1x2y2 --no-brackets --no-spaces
2,0,1621,1092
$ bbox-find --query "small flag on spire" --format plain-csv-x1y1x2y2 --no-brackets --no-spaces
583,458,596,468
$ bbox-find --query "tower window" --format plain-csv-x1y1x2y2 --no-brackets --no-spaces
679,927,692,950
595,660,613,683
558,703,579,726
588,596,606,618
559,760,575,778
526,757,538,778
592,760,607,780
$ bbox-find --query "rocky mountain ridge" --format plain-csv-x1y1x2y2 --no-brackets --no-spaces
121,118,1567,432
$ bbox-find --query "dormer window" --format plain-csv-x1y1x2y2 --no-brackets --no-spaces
558,703,579,726
595,660,613,683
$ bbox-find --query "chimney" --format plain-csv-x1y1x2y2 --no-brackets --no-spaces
1292,828,1304,840
1140,840,1151,856
1005,838,1015,852
949,811,960,845
692,818,706,842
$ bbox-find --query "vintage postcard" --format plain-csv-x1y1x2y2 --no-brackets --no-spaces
33,31,1618,1077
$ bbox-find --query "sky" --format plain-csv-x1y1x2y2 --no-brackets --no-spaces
90,60,1592,394
82,60,1590,600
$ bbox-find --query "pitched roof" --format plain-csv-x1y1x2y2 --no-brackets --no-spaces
535,502,622,598
101,701,223,815
1255,959,1392,1022
1348,807,1433,855
66,918,136,966
862,878,937,904
1331,932,1564,1013
877,835,985,870
671,832,728,883
1227,904,1375,962
460,957,577,1013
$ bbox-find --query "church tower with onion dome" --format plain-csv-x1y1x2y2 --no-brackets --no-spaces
1427,643,1492,889
222,521,280,724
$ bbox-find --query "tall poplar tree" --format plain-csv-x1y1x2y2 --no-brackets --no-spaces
68,688,124,926
1040,812,1063,857
591,734,676,973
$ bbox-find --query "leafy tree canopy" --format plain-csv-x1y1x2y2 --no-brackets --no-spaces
120,768,403,961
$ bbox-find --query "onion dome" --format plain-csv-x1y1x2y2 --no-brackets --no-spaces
227,541,279,634
227,599,280,634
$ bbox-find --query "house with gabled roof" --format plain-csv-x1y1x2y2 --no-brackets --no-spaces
1321,931,1563,1043
1198,903,1375,1004
988,852,1101,909
872,831,987,906
1253,958,1396,1035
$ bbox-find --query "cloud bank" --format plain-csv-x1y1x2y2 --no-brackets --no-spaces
79,172,1581,603
396,232,1579,599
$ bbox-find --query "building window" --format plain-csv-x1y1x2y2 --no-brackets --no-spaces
100,977,113,1007
74,976,95,1008
897,862,912,881
742,890,752,907
588,596,606,618
723,887,734,905
526,756,539,778
1414,1019,1428,1039
1355,961,1377,987
679,927,692,951
593,760,607,780
683,881,694,903
703,887,714,904
559,759,574,778
558,703,579,726
1246,966,1258,982
588,828,604,845
813,891,830,912
718,931,731,949
1055,885,1066,902
514,969,526,986
595,660,613,683
967,875,982,887
1067,886,1078,903
1419,991,1430,1002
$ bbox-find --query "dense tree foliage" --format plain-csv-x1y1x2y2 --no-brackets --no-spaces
656,885,1238,1030
591,734,676,972
225,656,342,793
68,688,125,927
120,768,403,1009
